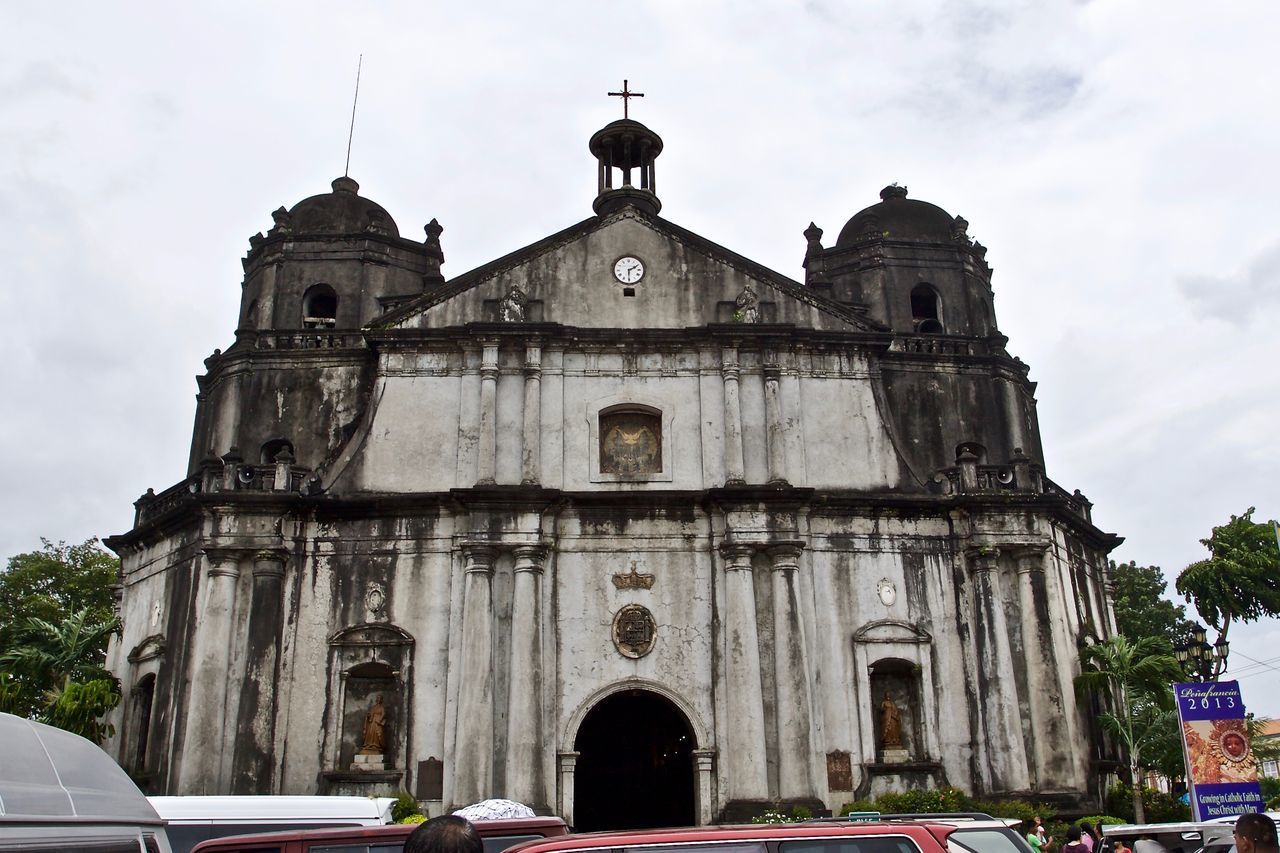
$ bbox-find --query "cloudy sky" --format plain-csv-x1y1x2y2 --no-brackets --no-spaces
3,2,1278,713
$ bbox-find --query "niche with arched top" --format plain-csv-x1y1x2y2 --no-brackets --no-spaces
130,673,156,776
260,438,295,464
599,406,663,475
910,284,944,334
323,623,413,780
302,283,338,329
869,657,925,761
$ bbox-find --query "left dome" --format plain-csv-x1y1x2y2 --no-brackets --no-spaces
286,176,399,237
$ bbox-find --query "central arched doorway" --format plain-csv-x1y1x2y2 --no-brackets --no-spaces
573,689,696,831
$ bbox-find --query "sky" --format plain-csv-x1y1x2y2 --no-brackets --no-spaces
2,2,1278,713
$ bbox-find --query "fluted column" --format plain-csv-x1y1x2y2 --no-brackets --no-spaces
453,544,496,804
476,342,499,485
521,344,542,485
179,549,241,793
967,546,1030,791
721,347,746,485
231,549,286,794
769,542,814,798
506,544,547,807
1013,544,1064,789
763,357,787,485
719,543,768,800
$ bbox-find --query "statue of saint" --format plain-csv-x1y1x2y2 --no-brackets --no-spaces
735,285,760,323
879,693,903,749
500,286,528,322
360,694,387,754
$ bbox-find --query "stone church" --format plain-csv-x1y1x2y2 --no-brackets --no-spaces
105,114,1121,827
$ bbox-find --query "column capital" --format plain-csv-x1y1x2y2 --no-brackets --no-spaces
766,541,805,570
513,544,549,573
251,549,288,577
202,547,243,577
719,542,755,569
1011,543,1050,573
461,542,497,574
965,545,1001,571
692,748,717,771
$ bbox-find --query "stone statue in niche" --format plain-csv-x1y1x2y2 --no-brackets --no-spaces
360,694,386,754
880,693,903,748
734,284,760,323
500,286,528,322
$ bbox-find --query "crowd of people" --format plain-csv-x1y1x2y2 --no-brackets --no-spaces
1025,814,1278,853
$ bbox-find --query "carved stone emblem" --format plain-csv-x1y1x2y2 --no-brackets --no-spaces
600,411,661,475
612,561,655,590
612,604,657,659
877,578,897,607
366,583,387,617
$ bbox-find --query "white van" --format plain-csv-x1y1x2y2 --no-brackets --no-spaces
0,711,172,852
147,796,394,853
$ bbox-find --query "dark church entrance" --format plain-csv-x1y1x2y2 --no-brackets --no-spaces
573,690,696,831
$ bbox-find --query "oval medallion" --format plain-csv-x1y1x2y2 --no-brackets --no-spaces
612,603,657,659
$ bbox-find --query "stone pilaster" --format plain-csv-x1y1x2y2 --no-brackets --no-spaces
768,542,814,799
1013,543,1067,789
720,347,746,485
719,543,768,800
967,546,1030,792
505,544,547,808
521,344,542,485
453,543,496,804
230,549,287,794
179,549,241,793
763,357,787,485
476,342,499,485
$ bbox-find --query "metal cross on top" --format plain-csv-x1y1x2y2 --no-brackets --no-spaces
608,79,644,119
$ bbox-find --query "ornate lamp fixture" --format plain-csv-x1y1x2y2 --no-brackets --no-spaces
1174,623,1229,682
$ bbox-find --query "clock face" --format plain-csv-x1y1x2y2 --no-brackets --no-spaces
613,256,645,284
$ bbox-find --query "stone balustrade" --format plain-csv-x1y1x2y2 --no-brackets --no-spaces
134,461,314,526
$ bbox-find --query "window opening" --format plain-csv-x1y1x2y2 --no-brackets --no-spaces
910,284,943,334
303,283,338,329
133,674,156,774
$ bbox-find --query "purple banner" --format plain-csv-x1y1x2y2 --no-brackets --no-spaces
1175,680,1264,820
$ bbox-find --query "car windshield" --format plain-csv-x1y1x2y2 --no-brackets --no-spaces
947,829,1032,853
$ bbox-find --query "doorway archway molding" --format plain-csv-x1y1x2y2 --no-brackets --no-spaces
558,677,715,826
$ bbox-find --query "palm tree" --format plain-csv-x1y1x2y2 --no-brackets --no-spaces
0,607,121,742
1075,634,1181,823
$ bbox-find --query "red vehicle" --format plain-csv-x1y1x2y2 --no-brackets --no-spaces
189,815,570,853
501,820,957,853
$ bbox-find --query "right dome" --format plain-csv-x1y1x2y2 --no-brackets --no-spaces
836,184,956,246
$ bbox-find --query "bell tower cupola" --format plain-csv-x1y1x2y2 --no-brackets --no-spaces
590,80,663,216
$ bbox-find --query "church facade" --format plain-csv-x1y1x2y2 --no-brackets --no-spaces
105,117,1121,825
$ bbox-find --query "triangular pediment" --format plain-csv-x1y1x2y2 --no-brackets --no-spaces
374,207,885,333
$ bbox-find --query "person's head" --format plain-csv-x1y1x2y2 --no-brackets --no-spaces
1035,817,1044,827
404,815,483,853
1067,826,1082,843
1235,813,1280,853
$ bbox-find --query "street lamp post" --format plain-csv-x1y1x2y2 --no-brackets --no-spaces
1174,624,1229,682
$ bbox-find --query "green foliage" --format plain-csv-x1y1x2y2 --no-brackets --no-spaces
840,788,1057,825
1104,782,1190,824
750,811,795,824
1268,793,1280,811
1079,816,1127,826
1176,508,1280,646
1259,775,1280,802
0,539,119,652
391,790,424,822
1075,635,1181,823
1108,561,1198,652
0,539,122,742
399,813,427,825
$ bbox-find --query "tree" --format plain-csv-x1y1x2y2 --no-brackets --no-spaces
0,538,119,652
1075,635,1182,824
0,539,122,742
1109,561,1199,652
1176,508,1280,654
